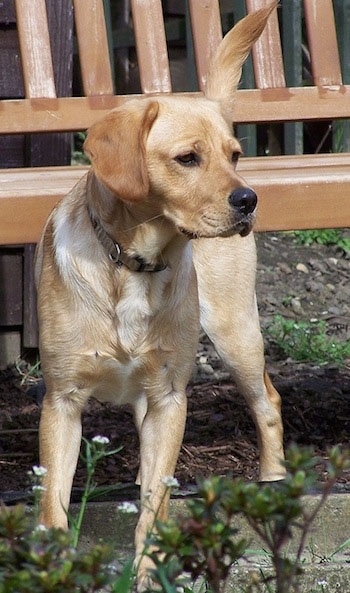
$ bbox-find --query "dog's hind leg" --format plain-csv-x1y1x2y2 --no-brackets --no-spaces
193,235,285,482
206,321,285,482
39,391,83,528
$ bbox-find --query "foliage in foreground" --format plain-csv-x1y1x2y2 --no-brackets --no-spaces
0,505,114,593
267,314,350,365
145,445,349,593
0,443,348,593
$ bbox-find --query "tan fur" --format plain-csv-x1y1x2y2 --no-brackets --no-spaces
36,2,284,587
205,3,277,104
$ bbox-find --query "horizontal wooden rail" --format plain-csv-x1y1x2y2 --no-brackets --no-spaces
1,85,350,135
1,153,350,244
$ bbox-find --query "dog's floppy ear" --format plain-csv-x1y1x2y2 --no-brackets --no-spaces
205,1,278,102
84,101,159,201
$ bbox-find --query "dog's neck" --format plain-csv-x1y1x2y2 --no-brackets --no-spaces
88,207,167,273
86,173,184,273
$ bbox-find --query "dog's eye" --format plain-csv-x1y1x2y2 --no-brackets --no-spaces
175,153,199,167
231,152,240,166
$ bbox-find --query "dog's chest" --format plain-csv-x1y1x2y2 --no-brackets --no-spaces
113,272,170,354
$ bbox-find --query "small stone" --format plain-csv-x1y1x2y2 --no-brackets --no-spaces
278,262,292,274
296,263,309,273
305,280,323,293
291,298,303,315
309,259,327,273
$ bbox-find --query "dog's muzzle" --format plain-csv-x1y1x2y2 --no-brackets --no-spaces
229,187,257,236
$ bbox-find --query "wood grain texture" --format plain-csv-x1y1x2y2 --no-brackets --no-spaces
73,0,114,95
304,0,343,86
1,84,350,136
14,0,56,98
188,0,222,91
130,0,171,93
246,0,285,88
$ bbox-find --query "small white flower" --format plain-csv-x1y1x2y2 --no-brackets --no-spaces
32,465,47,477
32,484,46,492
92,435,110,445
117,502,139,514
317,581,328,588
35,524,48,532
161,476,180,489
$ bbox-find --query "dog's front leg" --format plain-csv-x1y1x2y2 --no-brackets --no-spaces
193,236,285,482
134,388,187,587
39,392,83,528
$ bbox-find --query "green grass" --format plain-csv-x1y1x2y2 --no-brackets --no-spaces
15,357,42,386
267,315,350,366
292,229,350,253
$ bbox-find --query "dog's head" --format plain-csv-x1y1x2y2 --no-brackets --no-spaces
84,2,277,239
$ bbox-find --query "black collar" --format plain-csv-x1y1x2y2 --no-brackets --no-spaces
88,208,167,273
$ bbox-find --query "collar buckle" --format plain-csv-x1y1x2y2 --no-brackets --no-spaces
108,242,121,264
88,206,167,273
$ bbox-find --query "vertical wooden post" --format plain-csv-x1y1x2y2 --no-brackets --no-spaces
235,0,257,157
333,0,350,152
283,0,303,155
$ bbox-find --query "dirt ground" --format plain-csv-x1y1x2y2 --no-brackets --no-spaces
0,231,349,501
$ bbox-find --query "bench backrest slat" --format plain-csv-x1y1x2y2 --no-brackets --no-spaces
303,0,343,86
246,0,285,89
14,0,56,98
130,0,172,93
73,0,114,96
2,0,349,134
188,0,222,92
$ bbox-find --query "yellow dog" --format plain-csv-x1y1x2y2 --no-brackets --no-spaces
35,2,283,586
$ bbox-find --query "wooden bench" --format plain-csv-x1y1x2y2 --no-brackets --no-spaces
0,0,350,356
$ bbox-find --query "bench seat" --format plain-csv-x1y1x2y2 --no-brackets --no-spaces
1,152,350,244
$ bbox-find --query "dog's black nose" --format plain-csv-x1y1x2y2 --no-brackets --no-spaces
228,187,257,215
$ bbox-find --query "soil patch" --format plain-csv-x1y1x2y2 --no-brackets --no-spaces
1,232,349,499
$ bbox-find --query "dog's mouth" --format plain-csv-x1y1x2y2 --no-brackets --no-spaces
178,227,199,239
178,217,254,240
237,220,254,237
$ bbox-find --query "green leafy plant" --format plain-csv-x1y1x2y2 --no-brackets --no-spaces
72,131,90,165
144,476,249,593
70,436,123,547
15,356,42,386
0,436,131,593
144,445,349,593
267,315,350,365
292,229,350,252
1,439,348,593
0,504,114,593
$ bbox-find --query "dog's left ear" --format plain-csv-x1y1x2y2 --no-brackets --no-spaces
84,101,159,201
205,1,278,102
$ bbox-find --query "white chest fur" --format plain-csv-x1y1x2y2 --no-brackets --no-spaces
114,271,168,353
